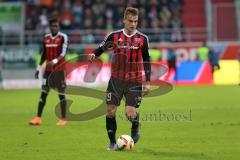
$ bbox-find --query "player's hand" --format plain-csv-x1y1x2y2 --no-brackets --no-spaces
34,70,39,79
47,61,54,67
89,53,96,63
47,58,58,67
142,81,150,96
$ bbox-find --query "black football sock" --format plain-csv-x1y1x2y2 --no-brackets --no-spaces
106,116,117,144
37,92,48,117
130,112,139,130
58,94,66,119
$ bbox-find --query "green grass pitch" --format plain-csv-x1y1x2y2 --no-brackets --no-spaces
0,86,239,160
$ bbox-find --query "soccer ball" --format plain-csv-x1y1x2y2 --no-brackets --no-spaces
116,135,134,150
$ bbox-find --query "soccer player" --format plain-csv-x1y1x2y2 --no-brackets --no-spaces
208,47,220,73
89,7,151,150
29,18,68,126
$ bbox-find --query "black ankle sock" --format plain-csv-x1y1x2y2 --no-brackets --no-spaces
106,116,117,144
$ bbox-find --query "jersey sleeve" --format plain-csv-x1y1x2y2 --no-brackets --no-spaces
93,33,114,57
142,36,151,82
60,33,68,57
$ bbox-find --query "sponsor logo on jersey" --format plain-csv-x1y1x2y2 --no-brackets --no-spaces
46,44,58,47
117,45,139,50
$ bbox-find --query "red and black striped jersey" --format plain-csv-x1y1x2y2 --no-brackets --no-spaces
42,32,68,71
93,29,151,83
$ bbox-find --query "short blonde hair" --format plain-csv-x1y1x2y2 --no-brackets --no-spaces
124,7,139,19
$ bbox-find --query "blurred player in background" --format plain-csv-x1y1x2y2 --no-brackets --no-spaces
167,47,177,82
89,7,151,151
208,47,220,73
29,18,68,126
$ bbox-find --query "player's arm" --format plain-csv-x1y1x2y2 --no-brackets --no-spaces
48,34,68,66
35,41,46,79
142,36,151,95
89,33,114,62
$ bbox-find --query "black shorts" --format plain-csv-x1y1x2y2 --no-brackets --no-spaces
106,77,142,108
42,71,66,93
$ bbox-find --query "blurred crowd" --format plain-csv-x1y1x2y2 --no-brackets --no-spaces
24,0,184,42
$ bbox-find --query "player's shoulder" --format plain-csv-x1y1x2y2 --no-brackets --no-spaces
58,32,68,40
110,29,123,35
137,30,149,41
107,29,122,37
44,33,51,38
59,32,68,37
104,29,122,41
43,33,51,43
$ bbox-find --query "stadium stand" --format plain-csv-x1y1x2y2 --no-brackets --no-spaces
24,0,184,43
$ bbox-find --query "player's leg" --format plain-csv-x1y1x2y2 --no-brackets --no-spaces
37,90,49,117
106,104,117,150
58,93,66,119
106,78,123,150
55,71,68,126
211,64,215,73
125,83,142,143
29,90,49,125
29,72,50,125
216,63,220,70
173,63,177,82
56,92,68,126
125,106,141,143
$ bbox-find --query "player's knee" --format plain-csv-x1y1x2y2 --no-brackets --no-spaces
125,110,135,120
106,106,117,117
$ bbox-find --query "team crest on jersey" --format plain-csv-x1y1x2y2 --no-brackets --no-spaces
134,38,140,42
